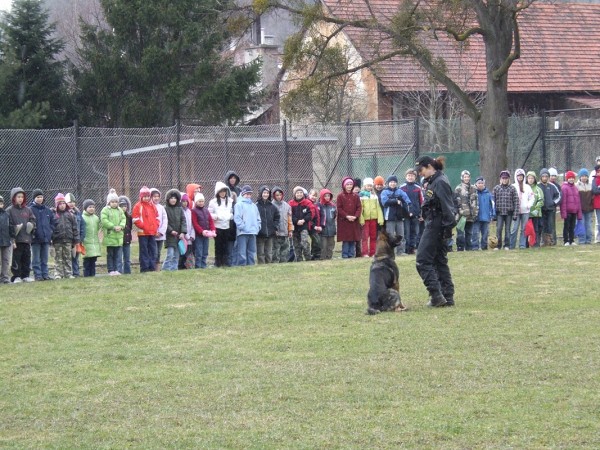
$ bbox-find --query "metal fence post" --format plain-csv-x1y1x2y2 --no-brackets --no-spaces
541,109,547,168
74,120,82,200
176,120,181,190
345,119,352,176
414,118,420,159
283,120,290,195
120,128,125,194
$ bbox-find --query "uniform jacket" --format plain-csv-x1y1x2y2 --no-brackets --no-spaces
421,171,456,229
336,177,362,241
101,205,126,247
82,211,101,258
380,187,411,221
359,190,384,225
318,189,337,237
272,186,293,237
454,182,479,221
6,188,36,244
560,182,582,220
52,208,80,244
234,196,261,235
208,182,233,229
132,199,159,236
30,201,56,244
256,186,280,238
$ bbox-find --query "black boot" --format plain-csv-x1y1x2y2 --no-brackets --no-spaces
442,296,455,307
426,291,447,307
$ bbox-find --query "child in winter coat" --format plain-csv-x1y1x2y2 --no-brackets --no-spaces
592,164,600,243
289,186,313,261
472,177,494,250
81,199,101,277
526,171,545,248
380,175,411,255
337,177,362,258
178,193,195,269
492,170,519,250
359,178,384,257
0,195,15,284
118,195,133,274
510,168,534,249
576,168,594,245
101,189,126,275
208,182,233,267
454,170,479,251
52,193,79,279
308,188,321,260
256,186,280,264
6,187,36,283
30,189,56,281
162,189,187,271
318,188,337,260
66,193,83,276
400,169,424,254
150,188,168,270
132,186,160,273
560,171,583,246
192,193,216,269
271,187,293,263
233,185,260,266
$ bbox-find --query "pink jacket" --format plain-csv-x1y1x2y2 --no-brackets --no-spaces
560,182,582,220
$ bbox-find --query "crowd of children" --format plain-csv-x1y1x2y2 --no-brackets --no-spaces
1,161,600,283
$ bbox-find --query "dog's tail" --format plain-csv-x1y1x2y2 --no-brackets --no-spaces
366,307,381,315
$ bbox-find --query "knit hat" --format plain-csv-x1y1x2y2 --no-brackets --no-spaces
548,167,558,177
500,170,510,179
139,186,151,199
475,176,484,184
405,168,417,176
461,170,471,178
240,185,253,196
65,193,76,204
353,178,362,189
387,175,398,184
540,168,550,177
374,176,385,186
32,189,44,200
565,170,577,180
578,168,589,177
342,178,354,187
363,177,374,187
181,193,190,204
194,193,205,202
106,188,119,204
293,185,305,196
82,199,95,211
54,193,66,206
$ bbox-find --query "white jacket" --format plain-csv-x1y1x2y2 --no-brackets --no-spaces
208,182,233,229
513,169,534,214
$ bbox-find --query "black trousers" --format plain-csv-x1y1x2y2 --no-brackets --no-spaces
416,220,454,299
11,242,31,281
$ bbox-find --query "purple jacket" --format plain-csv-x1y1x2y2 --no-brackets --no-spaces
560,182,582,220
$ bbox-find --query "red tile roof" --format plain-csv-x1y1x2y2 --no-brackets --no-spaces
321,1,600,93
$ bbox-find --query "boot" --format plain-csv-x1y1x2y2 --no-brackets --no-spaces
442,296,455,307
426,291,447,307
542,233,553,247
155,262,161,272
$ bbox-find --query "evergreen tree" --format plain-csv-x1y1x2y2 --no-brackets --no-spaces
0,0,70,128
74,0,262,127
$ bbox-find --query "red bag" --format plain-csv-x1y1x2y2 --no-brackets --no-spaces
524,218,536,247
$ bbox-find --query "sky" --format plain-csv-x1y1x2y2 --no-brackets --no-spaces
0,0,10,13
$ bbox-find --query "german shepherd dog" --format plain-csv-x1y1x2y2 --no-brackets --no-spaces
366,231,407,315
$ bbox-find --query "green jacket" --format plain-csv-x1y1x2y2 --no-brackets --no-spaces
359,191,384,225
529,183,544,218
101,205,126,247
82,212,101,258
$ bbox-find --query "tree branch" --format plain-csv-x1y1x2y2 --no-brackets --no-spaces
440,26,485,41
492,13,520,80
308,24,349,77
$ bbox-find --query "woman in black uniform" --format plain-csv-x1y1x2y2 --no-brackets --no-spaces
415,156,457,307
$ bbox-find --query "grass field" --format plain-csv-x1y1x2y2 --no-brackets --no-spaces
1,245,599,448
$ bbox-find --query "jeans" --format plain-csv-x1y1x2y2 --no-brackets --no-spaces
194,236,209,268
106,246,123,273
72,252,80,277
162,245,179,271
541,209,556,245
1,245,12,283
580,211,593,244
596,209,600,243
236,234,256,266
403,216,419,253
471,220,490,250
227,240,237,267
83,257,97,277
139,235,157,272
341,241,355,258
155,240,164,264
510,212,529,249
385,220,405,254
456,221,474,251
120,244,131,274
31,242,50,279
496,214,513,249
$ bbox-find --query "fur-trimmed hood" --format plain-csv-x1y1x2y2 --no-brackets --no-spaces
165,189,181,207
10,187,26,205
118,195,132,213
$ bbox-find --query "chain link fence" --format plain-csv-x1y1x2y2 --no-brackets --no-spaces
1,109,599,207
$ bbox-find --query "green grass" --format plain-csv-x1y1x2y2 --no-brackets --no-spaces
1,246,600,448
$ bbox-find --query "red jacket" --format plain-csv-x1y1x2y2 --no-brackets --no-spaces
132,200,159,236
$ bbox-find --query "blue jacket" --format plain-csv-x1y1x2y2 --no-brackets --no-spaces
234,196,261,235
380,187,411,221
399,182,423,216
30,202,56,244
476,188,495,222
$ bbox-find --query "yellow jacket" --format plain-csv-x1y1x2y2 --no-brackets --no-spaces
359,191,384,225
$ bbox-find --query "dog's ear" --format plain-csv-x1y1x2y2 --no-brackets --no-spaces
378,229,390,241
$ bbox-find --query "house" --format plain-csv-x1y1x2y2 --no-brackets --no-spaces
278,1,600,122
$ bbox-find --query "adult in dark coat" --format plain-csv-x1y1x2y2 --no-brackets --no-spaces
336,176,362,258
